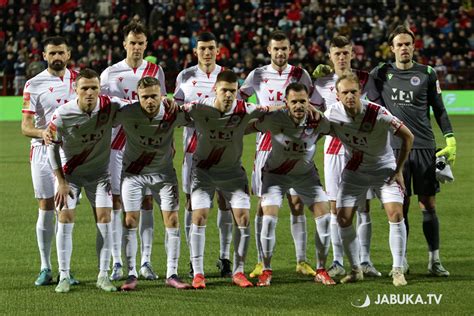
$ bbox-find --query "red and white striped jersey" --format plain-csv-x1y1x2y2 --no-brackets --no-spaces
182,98,269,171
22,69,77,147
240,64,313,152
100,59,166,151
174,64,224,154
49,96,129,176
324,99,403,172
115,102,189,175
253,111,329,175
310,69,370,156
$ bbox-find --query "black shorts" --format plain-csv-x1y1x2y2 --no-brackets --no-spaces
394,148,440,197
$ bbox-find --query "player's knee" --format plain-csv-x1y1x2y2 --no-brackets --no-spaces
124,213,139,228
58,210,74,223
39,198,55,210
164,212,179,228
96,210,111,223
336,213,351,227
112,195,122,209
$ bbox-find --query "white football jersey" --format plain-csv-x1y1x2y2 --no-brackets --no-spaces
22,69,78,146
253,111,329,175
174,64,224,154
324,99,403,172
310,69,370,156
239,64,313,152
182,98,269,170
49,96,129,176
116,102,189,175
100,59,166,150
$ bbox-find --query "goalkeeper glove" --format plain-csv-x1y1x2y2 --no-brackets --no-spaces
312,64,332,79
436,135,456,165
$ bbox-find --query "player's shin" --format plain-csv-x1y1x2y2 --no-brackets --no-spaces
57,222,74,280
357,211,372,263
389,219,407,268
165,227,180,278
190,224,206,276
217,208,233,260
96,222,112,277
139,208,154,265
123,227,138,276
261,215,278,270
290,214,307,263
37,209,55,269
338,224,361,269
233,225,250,274
111,209,123,265
315,214,331,269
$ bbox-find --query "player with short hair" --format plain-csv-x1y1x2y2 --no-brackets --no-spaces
47,69,129,293
100,20,166,281
239,30,317,278
369,26,455,276
116,77,191,290
174,32,234,277
182,70,282,289
246,83,335,287
21,36,80,286
310,35,381,278
325,74,414,286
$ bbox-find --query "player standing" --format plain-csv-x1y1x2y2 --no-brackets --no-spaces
47,69,127,293
100,21,166,281
174,32,233,277
325,74,414,286
239,31,316,278
116,77,191,290
369,26,455,276
310,36,381,278
246,83,335,287
21,36,79,286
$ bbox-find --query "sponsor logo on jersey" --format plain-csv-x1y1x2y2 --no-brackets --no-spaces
390,88,414,104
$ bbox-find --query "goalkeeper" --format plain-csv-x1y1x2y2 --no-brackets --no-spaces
368,26,456,277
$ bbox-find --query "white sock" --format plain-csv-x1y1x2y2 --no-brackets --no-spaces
184,210,193,259
57,222,74,280
139,209,154,265
330,214,344,264
165,227,180,278
429,249,440,265
217,209,233,260
357,211,372,264
233,226,250,274
339,224,360,269
290,214,307,263
255,215,263,262
96,226,103,268
389,219,407,268
123,227,138,277
261,215,278,270
315,214,331,269
190,224,206,276
96,222,112,274
111,209,123,265
36,209,55,270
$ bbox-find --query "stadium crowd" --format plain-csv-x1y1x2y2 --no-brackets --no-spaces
1,0,473,94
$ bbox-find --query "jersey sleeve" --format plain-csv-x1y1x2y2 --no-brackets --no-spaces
309,84,325,110
300,69,314,94
367,66,384,104
377,106,403,135
318,114,331,135
173,71,185,105
427,67,453,136
239,70,256,100
100,68,111,95
253,113,273,133
157,66,167,95
22,80,37,114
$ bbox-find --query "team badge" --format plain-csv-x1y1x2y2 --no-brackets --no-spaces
360,122,373,132
97,112,109,124
229,115,241,125
410,76,421,86
387,74,393,80
304,128,314,135
160,121,170,130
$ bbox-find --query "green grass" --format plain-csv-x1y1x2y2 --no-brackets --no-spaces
0,117,473,315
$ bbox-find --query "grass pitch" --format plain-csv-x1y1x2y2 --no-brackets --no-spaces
0,116,473,315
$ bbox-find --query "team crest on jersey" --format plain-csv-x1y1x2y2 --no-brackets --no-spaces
263,78,269,83
192,80,197,86
410,76,421,86
360,122,373,132
118,77,124,82
387,74,393,80
49,87,54,92
228,115,241,126
304,127,314,135
97,112,109,125
159,121,170,130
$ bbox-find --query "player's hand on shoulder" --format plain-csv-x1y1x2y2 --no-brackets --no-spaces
312,64,332,79
42,127,54,145
162,96,178,113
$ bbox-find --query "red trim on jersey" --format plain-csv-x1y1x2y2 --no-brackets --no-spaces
268,158,299,175
142,63,159,78
345,150,364,171
354,69,369,89
284,66,303,87
196,146,226,170
326,137,343,154
29,146,34,162
22,109,35,114
125,151,157,174
186,130,197,153
111,126,126,150
359,102,380,132
96,96,112,128
258,131,272,151
239,89,250,99
69,69,78,94
63,147,94,175
225,100,247,127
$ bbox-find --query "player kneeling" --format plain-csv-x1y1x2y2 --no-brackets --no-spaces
116,77,191,290
247,83,335,287
325,74,414,286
